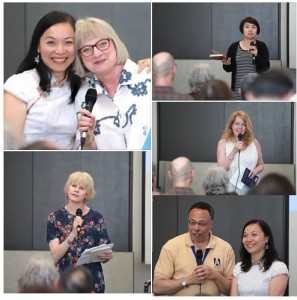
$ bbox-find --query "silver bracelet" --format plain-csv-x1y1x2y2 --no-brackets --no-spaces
65,238,72,246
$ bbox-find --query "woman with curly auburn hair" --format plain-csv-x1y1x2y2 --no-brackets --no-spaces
217,110,264,195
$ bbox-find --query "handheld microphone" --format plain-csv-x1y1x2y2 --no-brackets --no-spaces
81,88,97,148
76,208,83,233
238,133,243,153
196,249,203,266
250,41,256,64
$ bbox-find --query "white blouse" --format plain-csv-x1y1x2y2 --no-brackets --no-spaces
4,69,80,149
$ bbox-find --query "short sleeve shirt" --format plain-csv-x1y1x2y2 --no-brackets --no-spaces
233,261,289,296
154,232,235,296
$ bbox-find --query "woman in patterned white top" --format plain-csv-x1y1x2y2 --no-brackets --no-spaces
231,219,289,296
222,16,270,100
76,17,151,150
217,110,264,195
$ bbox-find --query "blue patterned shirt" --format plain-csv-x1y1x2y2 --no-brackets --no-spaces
76,58,151,150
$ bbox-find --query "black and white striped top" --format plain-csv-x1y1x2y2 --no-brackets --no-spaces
234,46,256,100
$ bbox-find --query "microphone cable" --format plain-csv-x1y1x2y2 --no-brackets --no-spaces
234,151,241,194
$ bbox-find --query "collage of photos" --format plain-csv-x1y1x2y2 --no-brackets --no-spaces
2,1,297,298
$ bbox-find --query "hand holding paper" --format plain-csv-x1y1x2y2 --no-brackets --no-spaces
77,243,114,265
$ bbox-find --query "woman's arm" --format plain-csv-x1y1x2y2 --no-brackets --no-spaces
230,277,240,296
255,41,270,72
268,274,288,296
4,91,27,138
250,139,264,177
217,139,238,171
78,109,97,150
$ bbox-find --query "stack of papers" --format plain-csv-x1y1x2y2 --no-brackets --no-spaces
209,50,226,60
77,243,114,265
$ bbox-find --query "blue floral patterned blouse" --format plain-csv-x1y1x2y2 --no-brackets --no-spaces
47,207,111,293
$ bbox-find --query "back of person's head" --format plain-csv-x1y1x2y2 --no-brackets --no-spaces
153,52,175,79
59,266,95,293
199,79,235,100
188,64,215,92
246,70,294,100
239,73,258,100
169,156,194,185
21,140,62,150
203,165,229,195
188,202,214,220
18,257,60,292
248,173,295,195
240,219,280,272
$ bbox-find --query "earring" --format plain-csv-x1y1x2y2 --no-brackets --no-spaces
265,244,269,250
34,53,40,64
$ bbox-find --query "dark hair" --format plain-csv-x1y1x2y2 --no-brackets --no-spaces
17,11,82,103
239,16,260,34
249,173,295,195
240,219,280,272
248,70,294,99
188,202,214,220
199,79,235,100
59,266,95,293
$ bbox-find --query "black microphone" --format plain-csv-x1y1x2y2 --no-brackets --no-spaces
196,249,203,266
250,41,256,64
238,133,243,153
81,88,97,148
76,208,83,233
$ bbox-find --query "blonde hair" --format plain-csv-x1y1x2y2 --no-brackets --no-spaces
74,17,129,78
64,171,96,201
221,110,254,144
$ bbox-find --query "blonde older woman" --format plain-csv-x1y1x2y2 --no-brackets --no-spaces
75,17,151,150
47,171,113,293
217,110,264,195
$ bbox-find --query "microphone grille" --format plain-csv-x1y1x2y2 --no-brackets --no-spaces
76,208,83,217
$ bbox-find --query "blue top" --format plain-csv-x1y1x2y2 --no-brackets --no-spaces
47,207,111,293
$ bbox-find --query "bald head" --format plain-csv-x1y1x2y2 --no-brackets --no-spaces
168,156,194,187
153,52,176,79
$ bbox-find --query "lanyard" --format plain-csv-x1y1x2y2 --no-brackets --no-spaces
191,246,210,265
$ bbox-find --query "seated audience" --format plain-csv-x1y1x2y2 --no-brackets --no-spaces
18,257,60,293
59,265,95,293
231,219,289,296
187,64,215,100
199,79,235,100
245,70,295,100
248,173,295,195
202,164,229,195
153,52,192,100
239,73,258,100
165,156,195,195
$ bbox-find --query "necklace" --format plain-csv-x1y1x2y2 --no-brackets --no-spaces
251,258,261,265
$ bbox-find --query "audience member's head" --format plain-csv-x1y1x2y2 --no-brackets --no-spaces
59,265,95,293
188,64,215,99
245,70,294,100
203,164,229,195
168,156,194,188
239,73,258,100
153,52,176,86
21,140,63,150
4,121,25,149
199,79,235,100
249,173,295,195
18,257,60,292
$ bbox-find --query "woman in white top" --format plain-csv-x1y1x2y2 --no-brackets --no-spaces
4,11,83,149
4,11,150,150
217,110,264,195
76,17,151,150
231,219,289,296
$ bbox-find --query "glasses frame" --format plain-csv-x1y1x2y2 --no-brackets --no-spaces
79,38,112,57
188,220,212,228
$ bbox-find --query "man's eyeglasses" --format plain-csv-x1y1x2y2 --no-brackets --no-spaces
79,38,111,57
188,220,211,227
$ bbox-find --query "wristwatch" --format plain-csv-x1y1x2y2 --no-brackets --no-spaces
181,279,187,288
